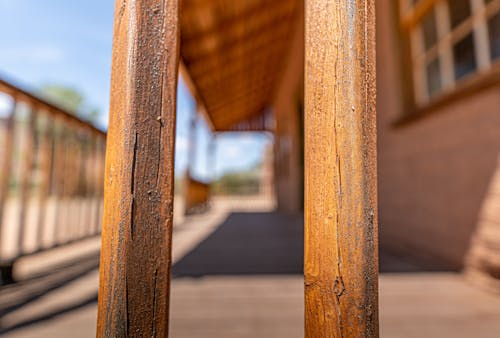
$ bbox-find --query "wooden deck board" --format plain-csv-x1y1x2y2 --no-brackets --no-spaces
2,198,500,337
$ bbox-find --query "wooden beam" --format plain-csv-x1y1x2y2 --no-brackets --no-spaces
211,101,269,130
215,110,270,132
204,78,274,110
97,0,180,337
0,78,105,137
304,1,378,337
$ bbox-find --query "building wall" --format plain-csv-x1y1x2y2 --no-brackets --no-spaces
377,0,500,270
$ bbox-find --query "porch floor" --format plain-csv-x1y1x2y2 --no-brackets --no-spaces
1,197,500,338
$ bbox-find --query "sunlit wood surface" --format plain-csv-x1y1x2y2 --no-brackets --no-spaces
96,0,180,336
304,0,378,336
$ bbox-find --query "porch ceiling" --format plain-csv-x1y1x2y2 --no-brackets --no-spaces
180,0,299,132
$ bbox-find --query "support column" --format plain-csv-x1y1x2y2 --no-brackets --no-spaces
97,0,180,337
304,1,378,337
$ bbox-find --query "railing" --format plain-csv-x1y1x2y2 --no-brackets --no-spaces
0,78,106,283
184,173,210,215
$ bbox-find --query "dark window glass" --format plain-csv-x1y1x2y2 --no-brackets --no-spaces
448,0,471,29
453,33,477,80
426,58,442,98
488,12,500,61
422,9,438,50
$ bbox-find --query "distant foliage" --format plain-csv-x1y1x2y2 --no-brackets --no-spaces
39,84,100,123
212,170,260,195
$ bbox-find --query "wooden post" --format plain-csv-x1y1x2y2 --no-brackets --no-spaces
0,101,17,283
0,101,17,239
304,1,378,337
36,117,54,248
17,107,37,253
93,138,103,234
52,124,67,244
97,0,180,337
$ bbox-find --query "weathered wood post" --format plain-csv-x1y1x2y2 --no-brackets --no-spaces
97,0,180,336
304,0,378,337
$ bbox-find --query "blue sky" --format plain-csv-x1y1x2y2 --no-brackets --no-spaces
0,0,270,179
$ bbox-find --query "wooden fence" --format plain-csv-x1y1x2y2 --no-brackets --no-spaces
0,78,106,284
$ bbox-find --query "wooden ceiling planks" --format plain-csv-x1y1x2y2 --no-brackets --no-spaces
180,0,299,131
215,109,273,133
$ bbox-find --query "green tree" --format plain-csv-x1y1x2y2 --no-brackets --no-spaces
212,170,261,195
40,84,101,123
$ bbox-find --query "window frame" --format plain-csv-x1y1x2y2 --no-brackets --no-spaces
395,0,500,126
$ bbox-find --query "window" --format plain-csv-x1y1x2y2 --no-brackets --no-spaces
400,0,500,106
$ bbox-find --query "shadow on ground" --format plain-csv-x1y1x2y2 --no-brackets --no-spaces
172,212,304,277
172,210,454,277
0,252,100,334
379,250,458,273
0,210,460,335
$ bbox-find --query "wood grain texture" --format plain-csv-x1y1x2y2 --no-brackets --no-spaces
96,0,179,337
304,0,378,337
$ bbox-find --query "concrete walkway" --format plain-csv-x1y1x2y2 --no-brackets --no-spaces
1,197,500,337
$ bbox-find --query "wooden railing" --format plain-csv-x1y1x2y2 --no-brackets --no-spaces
97,1,378,336
184,174,210,215
0,78,106,284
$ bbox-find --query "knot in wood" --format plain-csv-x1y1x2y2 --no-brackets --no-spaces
333,276,345,297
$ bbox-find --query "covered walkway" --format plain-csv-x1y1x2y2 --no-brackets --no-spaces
2,198,500,338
